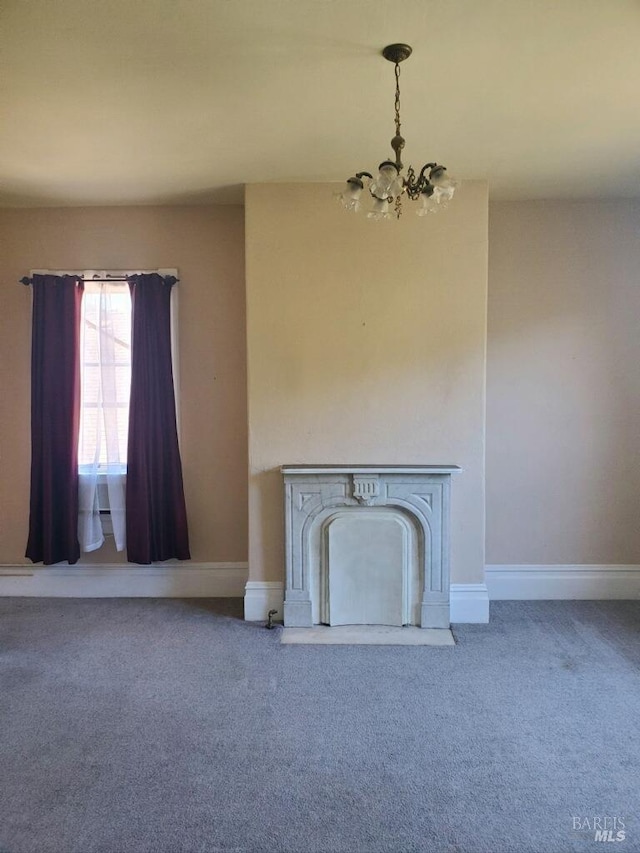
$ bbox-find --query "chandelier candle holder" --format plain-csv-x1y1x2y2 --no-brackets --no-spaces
339,44,457,220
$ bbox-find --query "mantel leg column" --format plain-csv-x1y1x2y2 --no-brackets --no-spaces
284,594,313,627
421,600,450,629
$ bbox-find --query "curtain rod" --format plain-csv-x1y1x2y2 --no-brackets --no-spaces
20,269,179,286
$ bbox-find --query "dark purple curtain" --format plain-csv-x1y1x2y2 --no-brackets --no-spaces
126,274,190,563
26,275,83,564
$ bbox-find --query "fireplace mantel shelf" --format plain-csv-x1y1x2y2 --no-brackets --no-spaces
281,464,462,475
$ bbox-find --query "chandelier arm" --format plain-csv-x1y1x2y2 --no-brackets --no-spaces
355,171,373,180
405,183,423,201
369,187,393,202
416,163,437,187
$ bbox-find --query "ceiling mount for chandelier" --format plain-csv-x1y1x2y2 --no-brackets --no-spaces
339,43,457,220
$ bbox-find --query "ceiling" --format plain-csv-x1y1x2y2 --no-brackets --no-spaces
1,0,639,206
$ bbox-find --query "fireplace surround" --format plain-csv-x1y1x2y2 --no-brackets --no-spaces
282,465,460,629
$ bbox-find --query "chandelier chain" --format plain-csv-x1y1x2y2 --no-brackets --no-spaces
394,62,402,138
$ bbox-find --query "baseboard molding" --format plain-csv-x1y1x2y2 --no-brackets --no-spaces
450,584,490,623
0,562,248,597
486,564,640,600
244,581,285,622
12,563,633,607
243,581,490,624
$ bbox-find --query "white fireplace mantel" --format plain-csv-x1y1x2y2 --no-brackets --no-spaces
282,465,461,630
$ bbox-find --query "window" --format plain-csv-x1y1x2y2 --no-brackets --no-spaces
75,270,180,554
79,281,132,476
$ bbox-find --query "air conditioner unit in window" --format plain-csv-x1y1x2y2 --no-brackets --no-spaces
96,479,114,535
96,479,110,512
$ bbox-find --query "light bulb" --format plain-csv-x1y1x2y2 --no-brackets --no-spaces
432,186,454,209
389,176,405,198
367,197,391,220
417,189,438,216
429,166,458,194
338,178,363,212
379,161,398,181
371,160,399,197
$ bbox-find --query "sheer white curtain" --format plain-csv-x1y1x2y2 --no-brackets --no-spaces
78,282,131,552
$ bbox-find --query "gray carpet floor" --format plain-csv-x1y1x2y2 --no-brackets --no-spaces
0,598,638,853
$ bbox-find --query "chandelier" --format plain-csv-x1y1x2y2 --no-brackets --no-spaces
339,44,457,220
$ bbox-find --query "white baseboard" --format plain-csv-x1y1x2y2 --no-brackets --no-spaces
13,563,634,608
243,581,490,624
486,564,640,600
450,584,490,623
244,581,284,621
0,562,248,597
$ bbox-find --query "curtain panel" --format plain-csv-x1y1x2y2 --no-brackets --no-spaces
126,274,190,563
26,275,83,564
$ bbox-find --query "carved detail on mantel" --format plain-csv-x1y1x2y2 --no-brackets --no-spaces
298,491,320,511
352,474,380,506
412,493,433,510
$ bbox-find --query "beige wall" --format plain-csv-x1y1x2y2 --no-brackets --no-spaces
0,205,248,564
245,182,488,585
3,197,632,576
487,200,640,564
